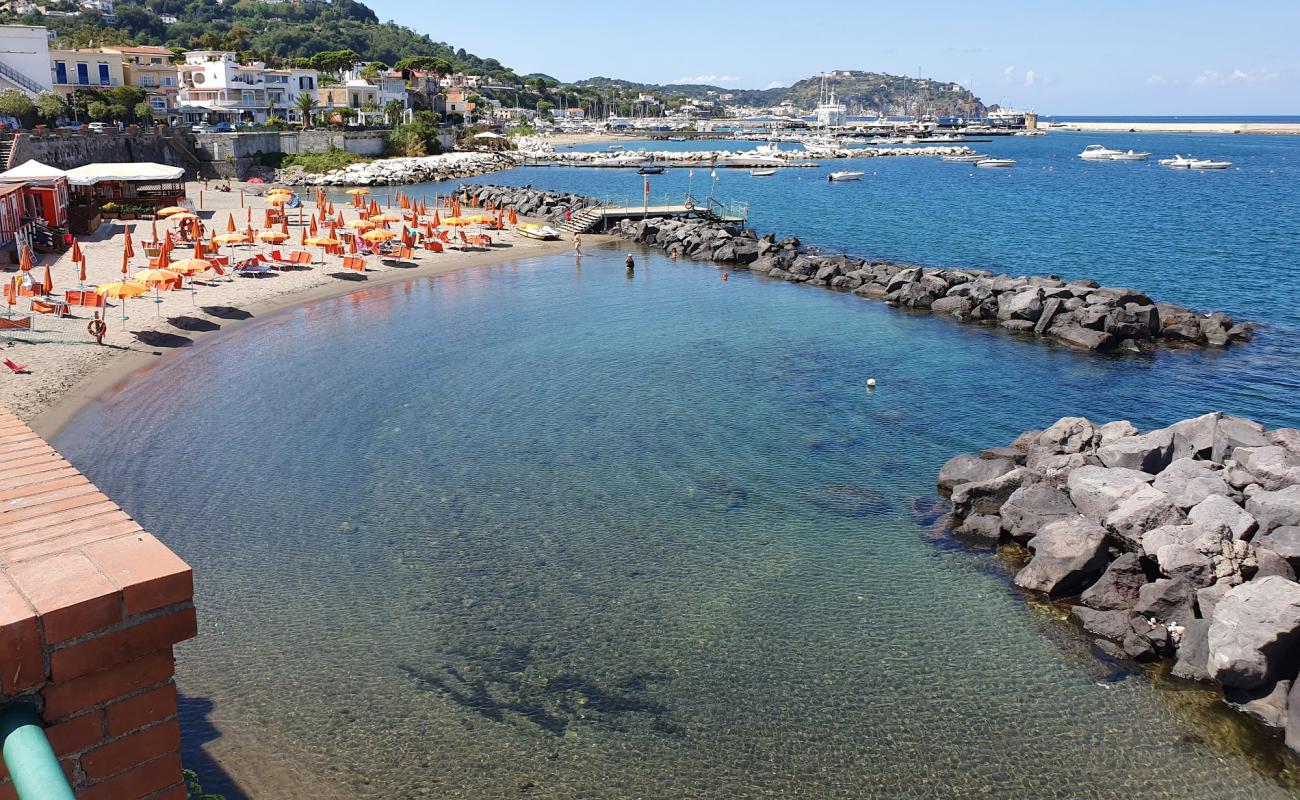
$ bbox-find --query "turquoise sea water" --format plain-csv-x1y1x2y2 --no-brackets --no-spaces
54,131,1300,798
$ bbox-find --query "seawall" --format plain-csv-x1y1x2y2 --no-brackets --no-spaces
460,184,1253,353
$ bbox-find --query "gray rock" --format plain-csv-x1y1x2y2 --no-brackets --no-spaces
885,267,922,292
1104,485,1185,549
1171,619,1212,681
1212,415,1271,463
1187,494,1258,541
1225,680,1291,729
1197,582,1234,621
1013,515,1110,597
931,295,974,317
1246,486,1300,533
1255,547,1297,581
1034,297,1062,334
980,446,1025,464
1286,680,1300,753
954,513,1004,541
1096,420,1140,446
1070,606,1133,642
1036,416,1096,455
937,454,1017,496
1026,452,1093,482
997,288,1044,322
1207,576,1300,688
1154,544,1214,587
950,467,1033,517
1123,631,1158,660
1152,458,1236,508
1272,428,1300,459
1233,445,1300,491
1081,553,1148,611
1066,465,1155,523
1134,577,1197,624
1096,428,1175,474
999,483,1079,544
1142,522,1201,557
1254,528,1300,568
1166,412,1222,461
1054,324,1115,351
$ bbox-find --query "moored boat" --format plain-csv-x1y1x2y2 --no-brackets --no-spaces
1109,150,1151,161
750,168,778,177
942,154,986,163
975,158,1016,168
827,170,864,181
1079,144,1125,160
637,166,665,175
1158,154,1198,168
516,224,560,241
1191,159,1232,170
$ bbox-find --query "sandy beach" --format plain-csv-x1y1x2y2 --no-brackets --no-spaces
1052,121,1300,135
0,180,600,438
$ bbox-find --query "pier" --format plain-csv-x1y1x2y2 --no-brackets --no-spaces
557,193,749,234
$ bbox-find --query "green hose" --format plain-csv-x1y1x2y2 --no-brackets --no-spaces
0,706,75,800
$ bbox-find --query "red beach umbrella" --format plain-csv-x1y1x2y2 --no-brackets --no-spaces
120,248,129,276
123,226,135,259
70,238,83,263
42,262,52,295
78,254,86,284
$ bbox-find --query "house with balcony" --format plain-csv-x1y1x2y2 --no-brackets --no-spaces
101,44,177,116
48,47,123,98
0,24,54,98
175,50,272,124
264,67,317,123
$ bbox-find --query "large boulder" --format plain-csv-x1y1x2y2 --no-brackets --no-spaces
1187,494,1258,541
1133,577,1197,624
1070,606,1134,642
1053,324,1114,351
1212,416,1271,463
997,288,1044,322
1104,485,1185,549
1287,681,1300,753
1207,576,1300,689
1035,417,1095,455
1080,553,1148,611
1225,680,1291,729
1152,458,1236,508
1096,429,1175,474
999,483,1079,543
1246,486,1300,533
1171,618,1212,681
936,454,1017,496
1154,544,1214,586
1066,465,1154,523
1255,527,1300,570
1164,412,1222,460
950,467,1033,517
1013,516,1110,597
1232,445,1300,491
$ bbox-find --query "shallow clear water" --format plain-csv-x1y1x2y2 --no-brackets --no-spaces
54,131,1300,798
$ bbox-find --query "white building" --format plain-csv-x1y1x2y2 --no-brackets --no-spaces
175,50,312,125
343,63,406,110
0,24,54,98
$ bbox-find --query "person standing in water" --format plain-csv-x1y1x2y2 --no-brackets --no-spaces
625,254,635,271
573,232,583,257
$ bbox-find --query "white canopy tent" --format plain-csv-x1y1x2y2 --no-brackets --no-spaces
0,160,70,181
64,162,186,186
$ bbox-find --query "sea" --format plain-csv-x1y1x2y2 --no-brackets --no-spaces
54,129,1300,798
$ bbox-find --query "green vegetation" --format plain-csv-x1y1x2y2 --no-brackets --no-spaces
385,110,442,157
183,768,226,800
263,146,370,173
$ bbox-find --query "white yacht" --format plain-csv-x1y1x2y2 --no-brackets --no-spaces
1079,144,1125,160
827,170,864,181
750,168,778,177
1158,154,1198,168
975,158,1016,168
942,154,986,163
1109,150,1151,161
1191,159,1232,170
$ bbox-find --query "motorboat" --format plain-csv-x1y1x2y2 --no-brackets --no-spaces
607,144,624,150
637,166,665,175
1109,150,1151,161
1191,159,1232,170
1158,154,1198,168
516,224,560,241
1079,144,1125,160
975,158,1016,168
942,154,986,163
750,168,778,177
667,136,686,142
827,170,864,181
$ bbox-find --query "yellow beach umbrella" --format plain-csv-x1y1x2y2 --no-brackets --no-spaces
344,219,376,230
257,230,290,243
213,232,251,245
466,215,495,225
156,206,189,217
133,268,180,287
167,258,211,276
361,229,396,243
440,217,472,227
305,236,340,247
96,280,148,319
169,213,199,222
266,188,293,197
370,212,402,223
345,188,370,196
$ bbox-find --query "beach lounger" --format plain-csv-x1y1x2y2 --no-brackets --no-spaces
382,246,415,265
31,299,70,317
290,251,313,266
234,259,272,278
0,317,31,331
267,249,292,264
423,240,444,254
343,256,367,272
3,358,29,374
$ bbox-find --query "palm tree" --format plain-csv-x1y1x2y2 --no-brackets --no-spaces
295,92,316,128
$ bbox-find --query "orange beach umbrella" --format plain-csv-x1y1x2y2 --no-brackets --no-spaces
226,212,236,233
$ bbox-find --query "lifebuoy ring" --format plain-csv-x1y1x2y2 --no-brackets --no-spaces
87,319,107,339
684,200,695,211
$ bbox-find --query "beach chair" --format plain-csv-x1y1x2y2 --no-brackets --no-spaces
267,249,292,264
3,358,29,374
423,240,444,254
31,299,70,317
343,256,366,272
234,258,271,278
473,234,492,249
382,246,415,265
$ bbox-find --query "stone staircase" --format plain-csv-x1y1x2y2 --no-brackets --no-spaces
557,207,604,235
0,135,13,171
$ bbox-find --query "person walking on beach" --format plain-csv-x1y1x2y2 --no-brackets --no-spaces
573,232,582,258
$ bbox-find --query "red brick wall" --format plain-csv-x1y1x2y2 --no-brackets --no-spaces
0,406,195,799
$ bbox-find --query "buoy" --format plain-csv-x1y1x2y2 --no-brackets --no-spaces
866,378,877,388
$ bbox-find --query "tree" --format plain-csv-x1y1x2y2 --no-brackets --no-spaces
0,90,35,123
535,99,553,117
383,99,403,125
107,103,128,122
86,101,110,121
134,101,156,122
310,49,361,75
295,92,316,128
34,92,67,123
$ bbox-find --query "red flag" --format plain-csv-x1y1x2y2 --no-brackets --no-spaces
644,177,650,196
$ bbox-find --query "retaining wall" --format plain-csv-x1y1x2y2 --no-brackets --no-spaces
11,129,195,177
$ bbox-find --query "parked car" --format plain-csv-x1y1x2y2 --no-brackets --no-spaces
212,122,235,133
87,122,109,133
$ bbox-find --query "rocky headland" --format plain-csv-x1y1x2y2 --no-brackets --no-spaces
938,413,1300,748
461,184,1253,352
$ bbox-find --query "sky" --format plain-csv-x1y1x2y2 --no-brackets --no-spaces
362,0,1299,115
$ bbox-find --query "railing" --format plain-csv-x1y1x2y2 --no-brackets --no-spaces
0,61,45,97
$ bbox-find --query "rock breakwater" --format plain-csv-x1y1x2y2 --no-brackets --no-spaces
291,152,518,186
461,184,1252,352
939,413,1300,746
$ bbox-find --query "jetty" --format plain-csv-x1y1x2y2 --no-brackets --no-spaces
558,195,749,234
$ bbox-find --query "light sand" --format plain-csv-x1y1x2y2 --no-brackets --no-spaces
0,180,599,438
1052,121,1300,135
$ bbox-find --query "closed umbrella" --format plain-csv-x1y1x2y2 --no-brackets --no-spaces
226,212,236,233
42,262,52,296
18,246,32,275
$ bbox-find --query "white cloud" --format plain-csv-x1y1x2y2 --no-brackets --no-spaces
1023,70,1036,87
671,74,739,85
1194,68,1279,86
1146,75,1167,86
1002,65,1015,82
